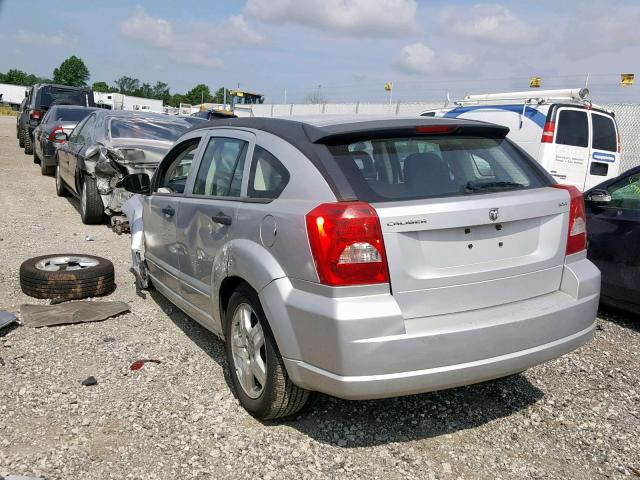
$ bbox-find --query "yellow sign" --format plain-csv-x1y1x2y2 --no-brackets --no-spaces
529,76,541,88
384,82,393,91
621,74,635,86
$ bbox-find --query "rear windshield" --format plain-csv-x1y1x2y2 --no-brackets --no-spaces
109,118,188,141
592,114,617,152
38,88,86,108
49,108,93,123
328,136,547,202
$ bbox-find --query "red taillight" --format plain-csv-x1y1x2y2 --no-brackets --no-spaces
415,125,457,134
49,126,65,143
552,185,587,255
31,110,42,120
305,202,389,286
541,121,555,143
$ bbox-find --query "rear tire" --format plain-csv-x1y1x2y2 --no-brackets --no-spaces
41,157,54,176
18,127,25,148
80,176,104,225
55,165,68,197
24,132,33,155
33,144,40,164
225,284,309,420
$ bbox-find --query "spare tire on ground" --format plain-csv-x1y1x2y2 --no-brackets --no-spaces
20,254,115,300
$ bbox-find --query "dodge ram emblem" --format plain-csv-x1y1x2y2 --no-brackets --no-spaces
489,208,499,221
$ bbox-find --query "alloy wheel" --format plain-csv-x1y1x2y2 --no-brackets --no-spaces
230,303,267,399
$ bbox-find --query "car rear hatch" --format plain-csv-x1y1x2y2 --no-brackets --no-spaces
318,120,570,318
375,188,568,318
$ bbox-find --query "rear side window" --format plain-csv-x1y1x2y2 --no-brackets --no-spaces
592,114,617,152
328,136,545,202
248,146,290,199
556,110,588,147
193,137,248,197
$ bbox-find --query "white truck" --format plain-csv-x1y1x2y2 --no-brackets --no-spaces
422,88,620,191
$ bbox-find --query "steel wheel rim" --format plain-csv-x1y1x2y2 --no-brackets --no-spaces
35,256,99,272
230,303,267,399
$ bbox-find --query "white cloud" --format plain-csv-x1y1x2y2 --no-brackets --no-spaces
439,3,539,46
118,9,264,70
119,8,173,48
396,42,473,75
15,30,77,47
244,0,417,36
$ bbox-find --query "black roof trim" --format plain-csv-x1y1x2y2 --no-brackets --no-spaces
180,117,511,200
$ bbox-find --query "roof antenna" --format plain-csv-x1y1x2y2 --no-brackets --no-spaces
444,91,451,107
584,73,590,89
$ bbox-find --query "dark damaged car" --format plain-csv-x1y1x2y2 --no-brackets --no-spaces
54,110,192,224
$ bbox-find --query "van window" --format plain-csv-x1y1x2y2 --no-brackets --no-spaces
556,110,588,147
592,114,617,152
329,136,545,202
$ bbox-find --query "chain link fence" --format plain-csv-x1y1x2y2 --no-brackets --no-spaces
240,102,640,173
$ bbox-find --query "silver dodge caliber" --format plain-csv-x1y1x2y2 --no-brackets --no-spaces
123,116,600,420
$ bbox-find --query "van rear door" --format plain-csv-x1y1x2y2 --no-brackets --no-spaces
585,111,620,190
543,107,590,189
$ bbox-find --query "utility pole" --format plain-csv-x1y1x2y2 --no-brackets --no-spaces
284,88,287,104
317,84,322,104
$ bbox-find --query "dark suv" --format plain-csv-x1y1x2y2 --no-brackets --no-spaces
18,83,95,155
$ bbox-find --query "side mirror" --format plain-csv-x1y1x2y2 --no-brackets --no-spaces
122,173,151,195
54,131,68,142
585,189,611,205
85,144,100,158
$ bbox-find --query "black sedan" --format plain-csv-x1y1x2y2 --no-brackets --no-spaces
584,165,640,313
33,106,97,175
54,110,192,224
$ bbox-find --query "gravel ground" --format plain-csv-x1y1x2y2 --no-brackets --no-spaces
0,115,638,480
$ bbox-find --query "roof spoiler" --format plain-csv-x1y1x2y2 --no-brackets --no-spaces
305,120,510,144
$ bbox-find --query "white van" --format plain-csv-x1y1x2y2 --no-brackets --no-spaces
422,88,620,191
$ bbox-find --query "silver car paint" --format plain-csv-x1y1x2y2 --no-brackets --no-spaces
142,119,600,400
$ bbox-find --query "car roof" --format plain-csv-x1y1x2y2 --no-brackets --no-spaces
183,115,508,144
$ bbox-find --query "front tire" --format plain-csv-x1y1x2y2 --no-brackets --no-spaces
80,175,104,225
33,143,40,164
225,285,309,420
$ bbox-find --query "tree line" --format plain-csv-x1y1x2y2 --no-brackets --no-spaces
1,55,226,107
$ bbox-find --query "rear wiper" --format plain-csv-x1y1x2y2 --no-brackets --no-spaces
464,181,525,193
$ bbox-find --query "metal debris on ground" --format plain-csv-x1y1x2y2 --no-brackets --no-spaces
130,359,162,371
3,476,47,480
81,376,98,386
20,301,130,328
84,235,96,241
0,310,18,330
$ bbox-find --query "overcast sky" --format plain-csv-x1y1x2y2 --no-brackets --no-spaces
1,0,639,104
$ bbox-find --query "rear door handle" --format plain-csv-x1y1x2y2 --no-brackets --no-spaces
161,205,175,216
211,212,232,226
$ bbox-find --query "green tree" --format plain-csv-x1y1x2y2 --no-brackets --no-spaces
114,76,140,95
184,84,212,105
152,81,170,102
92,81,110,92
52,56,90,86
134,82,154,99
212,87,226,103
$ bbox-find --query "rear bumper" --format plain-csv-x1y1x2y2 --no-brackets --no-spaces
259,254,600,400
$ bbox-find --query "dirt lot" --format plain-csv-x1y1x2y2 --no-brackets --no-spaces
0,115,638,479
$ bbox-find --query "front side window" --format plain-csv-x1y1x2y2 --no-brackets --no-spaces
193,137,248,197
608,172,640,211
157,140,201,194
592,114,617,152
68,114,94,143
556,109,588,147
328,136,544,202
248,146,290,199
